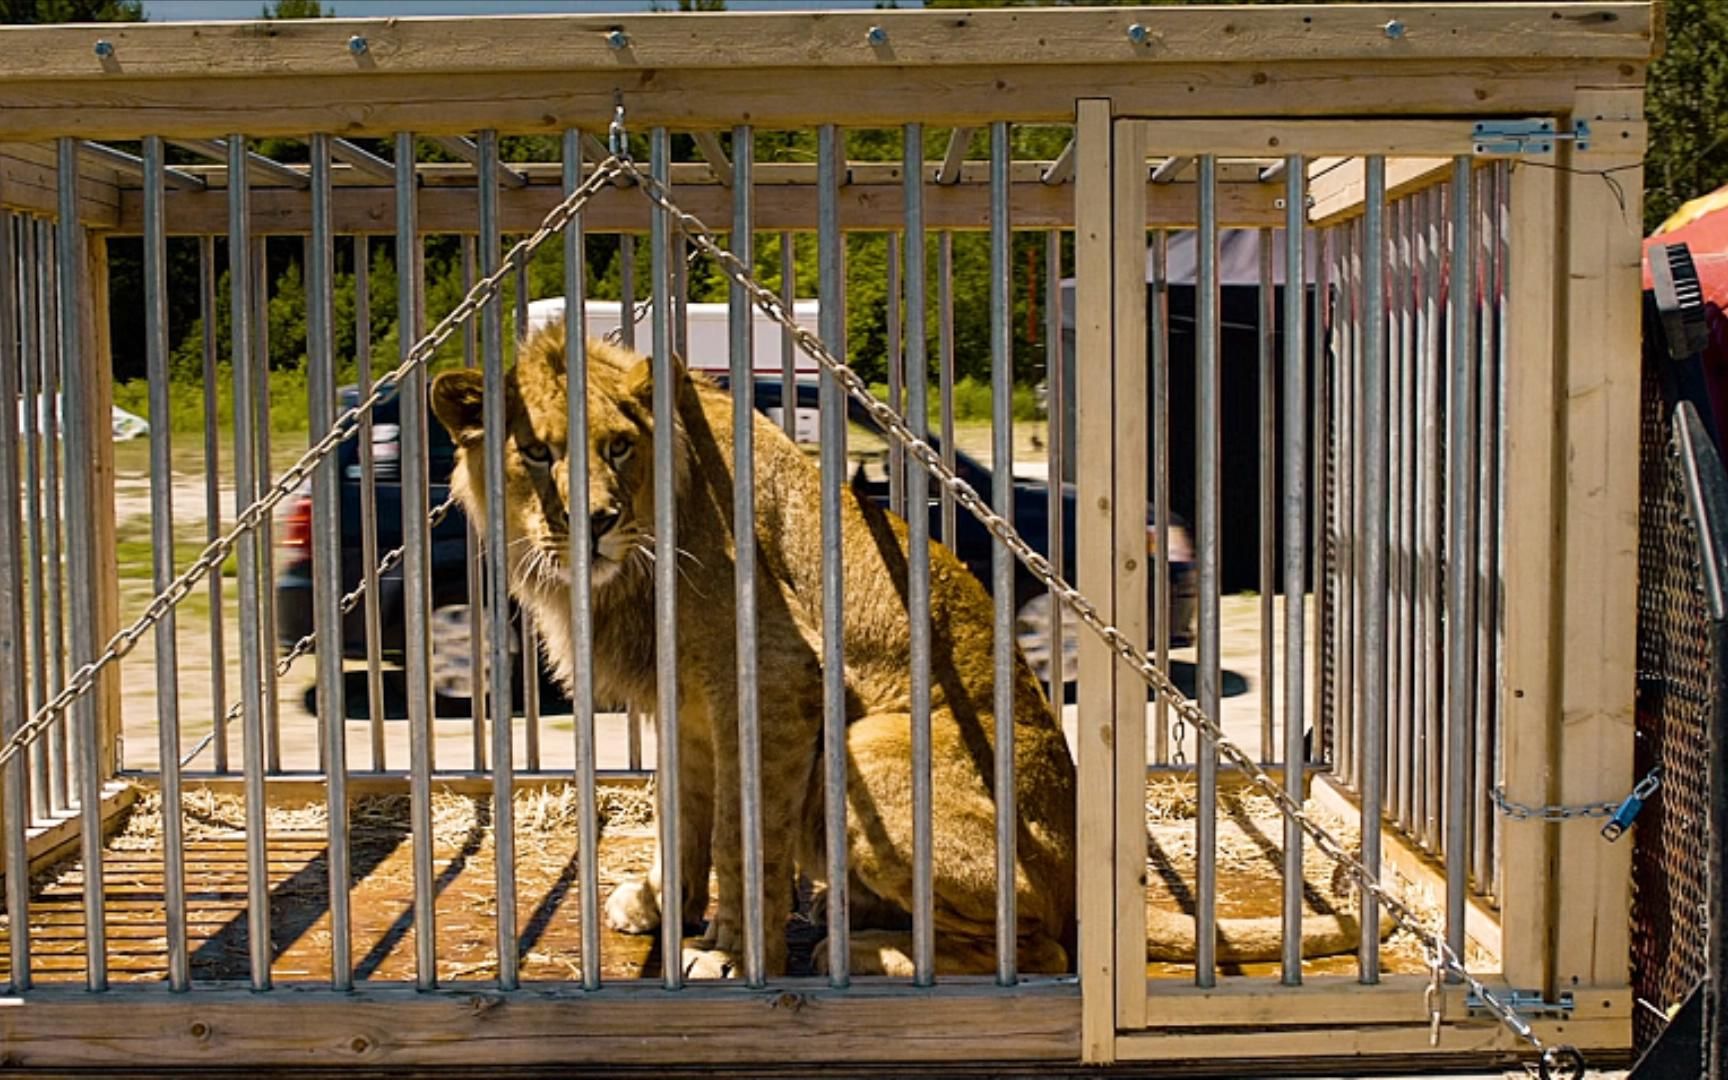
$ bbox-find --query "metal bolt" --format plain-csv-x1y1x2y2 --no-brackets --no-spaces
866,25,888,46
93,39,114,59
1383,19,1406,39
347,34,368,55
1126,23,1150,45
606,29,629,50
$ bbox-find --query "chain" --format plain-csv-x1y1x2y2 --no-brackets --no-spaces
1491,768,1661,822
0,158,625,777
615,154,1577,1071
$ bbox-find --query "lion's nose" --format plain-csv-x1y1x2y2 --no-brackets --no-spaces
590,508,621,553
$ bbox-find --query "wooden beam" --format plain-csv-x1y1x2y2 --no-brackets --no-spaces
167,772,649,803
0,981,1080,1069
79,141,205,191
1136,118,1644,159
0,60,1646,141
1308,156,1453,224
0,6,1653,84
1116,1015,1629,1062
8,780,135,879
0,143,119,228
426,134,528,188
111,176,1285,235
1073,96,1116,1067
1040,136,1075,186
935,126,972,186
82,232,121,780
328,137,396,183
1149,155,1190,183
691,130,731,188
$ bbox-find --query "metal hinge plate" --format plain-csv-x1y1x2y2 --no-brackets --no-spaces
1466,989,1576,1019
1472,119,1590,156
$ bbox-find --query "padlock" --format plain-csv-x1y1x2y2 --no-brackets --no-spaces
1599,792,1644,841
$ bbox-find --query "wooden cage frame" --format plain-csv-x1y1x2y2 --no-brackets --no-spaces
0,3,1654,1073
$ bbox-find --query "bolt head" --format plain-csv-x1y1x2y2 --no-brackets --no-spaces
93,39,114,58
1383,19,1406,39
866,25,888,46
606,29,629,50
1126,22,1149,45
347,34,368,55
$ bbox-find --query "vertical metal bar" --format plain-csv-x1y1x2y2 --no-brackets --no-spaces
1471,165,1497,893
58,141,108,991
1420,186,1444,852
478,130,519,991
19,217,49,822
649,127,684,991
1444,158,1476,963
1386,199,1406,824
1194,155,1221,988
461,234,487,772
1342,221,1360,787
1399,199,1419,835
818,123,850,986
938,231,957,548
906,124,936,987
1409,192,1428,845
886,231,905,517
307,134,352,990
1152,230,1171,765
519,240,542,776
778,231,796,439
562,128,602,993
395,130,438,990
672,229,689,363
1258,227,1276,765
1309,225,1329,768
141,138,191,992
618,233,637,352
251,236,281,775
1358,156,1388,984
39,219,68,808
988,120,1017,986
1280,157,1308,986
354,234,386,772
0,210,32,992
1045,230,1065,697
1490,162,1511,896
728,125,767,990
198,235,228,776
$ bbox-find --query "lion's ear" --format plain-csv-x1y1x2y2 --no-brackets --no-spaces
430,369,486,446
621,353,688,410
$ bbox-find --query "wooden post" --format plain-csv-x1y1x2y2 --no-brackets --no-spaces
1552,86,1646,990
80,231,121,777
1111,117,1149,1031
1074,96,1117,1065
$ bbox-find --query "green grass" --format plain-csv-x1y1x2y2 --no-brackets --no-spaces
869,375,1042,423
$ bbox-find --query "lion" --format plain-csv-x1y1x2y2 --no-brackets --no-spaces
429,324,1373,977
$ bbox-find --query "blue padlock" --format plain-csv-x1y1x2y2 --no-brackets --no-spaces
1600,770,1661,841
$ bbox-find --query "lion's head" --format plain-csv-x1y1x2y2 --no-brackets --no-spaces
429,324,690,607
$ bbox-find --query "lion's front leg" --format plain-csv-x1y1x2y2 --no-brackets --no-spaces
606,700,716,938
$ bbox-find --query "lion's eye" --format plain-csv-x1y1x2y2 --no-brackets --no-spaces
520,442,553,467
606,435,634,463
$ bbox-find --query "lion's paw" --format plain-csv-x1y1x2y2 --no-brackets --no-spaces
700,916,743,952
681,946,742,980
605,879,661,935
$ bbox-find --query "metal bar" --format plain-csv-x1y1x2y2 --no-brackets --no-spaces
988,120,1017,986
729,124,766,990
171,136,309,188
461,234,486,772
1420,185,1443,851
1359,155,1388,984
141,137,191,992
938,231,957,548
38,218,68,807
1397,197,1418,833
649,127,684,991
1152,230,1171,765
1444,157,1476,964
693,130,732,186
886,231,905,517
1150,156,1190,184
58,140,107,991
354,234,385,771
563,127,602,992
1044,229,1065,697
429,135,528,187
936,127,972,185
1195,154,1221,988
395,130,438,990
778,231,796,439
1339,221,1358,786
1258,226,1276,765
818,123,850,986
478,129,520,991
1471,165,1498,894
518,247,542,775
19,215,49,821
198,235,228,776
618,234,636,351
1386,199,1405,824
1309,225,1329,771
673,229,690,362
1040,137,1075,186
1281,157,1308,986
252,236,281,775
307,134,351,989
330,137,397,183
905,123,936,987
79,140,206,190
1489,162,1511,898
0,210,32,992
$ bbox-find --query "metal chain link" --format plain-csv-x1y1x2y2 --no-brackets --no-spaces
0,157,625,776
1491,768,1661,822
615,153,1576,1071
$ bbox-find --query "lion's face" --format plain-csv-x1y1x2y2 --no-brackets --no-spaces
430,326,680,601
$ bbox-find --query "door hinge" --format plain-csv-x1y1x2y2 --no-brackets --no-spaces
1471,119,1590,156
1465,988,1576,1019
